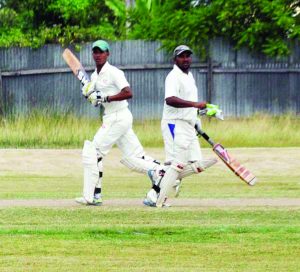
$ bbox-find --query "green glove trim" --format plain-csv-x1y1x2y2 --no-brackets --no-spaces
206,103,219,116
206,103,219,109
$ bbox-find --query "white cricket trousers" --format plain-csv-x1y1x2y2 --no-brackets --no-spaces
161,119,202,165
82,107,147,203
93,107,144,158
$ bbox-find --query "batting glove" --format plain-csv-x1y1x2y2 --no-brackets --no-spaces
87,92,109,107
82,81,95,98
206,104,224,120
206,103,219,116
87,92,101,107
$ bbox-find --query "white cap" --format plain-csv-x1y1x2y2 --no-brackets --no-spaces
173,45,193,57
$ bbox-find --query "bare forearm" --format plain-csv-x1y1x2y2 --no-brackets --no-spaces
165,96,206,109
107,87,132,102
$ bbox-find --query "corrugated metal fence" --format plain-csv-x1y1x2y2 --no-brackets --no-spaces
0,39,299,119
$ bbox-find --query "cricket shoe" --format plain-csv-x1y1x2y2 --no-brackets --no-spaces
143,189,170,208
75,197,102,206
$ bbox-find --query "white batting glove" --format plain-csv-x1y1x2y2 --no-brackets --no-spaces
87,92,109,107
86,92,100,107
82,81,95,98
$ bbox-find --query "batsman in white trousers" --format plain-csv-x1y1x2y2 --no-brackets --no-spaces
143,45,217,207
76,40,161,206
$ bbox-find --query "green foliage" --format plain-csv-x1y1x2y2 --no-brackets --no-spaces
0,0,299,56
212,0,299,56
0,0,122,48
126,0,300,57
105,0,127,37
48,0,91,22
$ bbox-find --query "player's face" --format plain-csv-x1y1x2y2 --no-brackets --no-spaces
92,48,109,66
175,52,192,72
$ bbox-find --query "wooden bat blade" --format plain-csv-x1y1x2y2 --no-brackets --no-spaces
213,143,257,185
62,48,81,75
62,48,90,85
195,125,257,186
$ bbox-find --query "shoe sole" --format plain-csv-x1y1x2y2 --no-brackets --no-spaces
75,199,102,206
143,199,171,208
90,202,102,206
143,199,156,207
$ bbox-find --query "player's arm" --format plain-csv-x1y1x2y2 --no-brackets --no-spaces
105,86,132,102
103,69,132,102
165,96,206,109
165,73,206,109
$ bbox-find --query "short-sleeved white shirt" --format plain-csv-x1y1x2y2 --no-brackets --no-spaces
91,62,129,114
162,65,198,121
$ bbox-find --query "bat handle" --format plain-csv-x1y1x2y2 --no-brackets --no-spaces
195,123,215,146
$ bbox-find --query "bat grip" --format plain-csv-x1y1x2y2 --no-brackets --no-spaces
195,125,215,146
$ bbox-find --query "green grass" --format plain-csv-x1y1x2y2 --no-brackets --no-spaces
0,111,300,148
0,163,299,199
1,208,300,271
0,148,300,271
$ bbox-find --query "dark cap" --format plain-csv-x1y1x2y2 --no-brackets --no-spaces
173,45,193,57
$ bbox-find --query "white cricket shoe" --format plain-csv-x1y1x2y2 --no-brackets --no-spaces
143,189,170,208
143,189,158,207
75,197,102,206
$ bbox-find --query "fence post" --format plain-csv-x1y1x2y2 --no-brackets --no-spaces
0,71,3,116
207,56,213,103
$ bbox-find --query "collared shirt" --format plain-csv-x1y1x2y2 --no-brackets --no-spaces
91,62,129,114
162,64,198,121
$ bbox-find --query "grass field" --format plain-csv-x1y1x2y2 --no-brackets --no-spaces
0,148,299,271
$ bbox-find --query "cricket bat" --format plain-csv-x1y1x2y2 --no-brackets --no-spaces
195,124,257,186
62,48,90,86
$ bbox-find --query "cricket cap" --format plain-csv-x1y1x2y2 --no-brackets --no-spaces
173,45,193,57
92,40,110,52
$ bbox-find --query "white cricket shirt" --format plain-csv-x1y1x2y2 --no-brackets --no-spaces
162,64,198,121
91,62,129,114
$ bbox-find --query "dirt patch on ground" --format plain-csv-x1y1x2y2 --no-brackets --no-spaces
0,148,299,208
1,147,299,176
1,198,300,208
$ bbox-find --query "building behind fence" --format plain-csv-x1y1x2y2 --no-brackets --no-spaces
0,39,299,119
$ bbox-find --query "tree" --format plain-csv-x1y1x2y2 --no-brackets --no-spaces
0,0,121,47
127,0,300,57
0,0,299,57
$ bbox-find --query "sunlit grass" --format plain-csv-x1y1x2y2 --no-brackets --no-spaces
0,111,299,147
1,208,300,271
0,147,299,271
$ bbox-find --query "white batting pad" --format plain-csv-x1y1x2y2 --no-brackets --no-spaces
178,158,217,179
156,167,179,207
120,156,160,174
82,140,99,203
